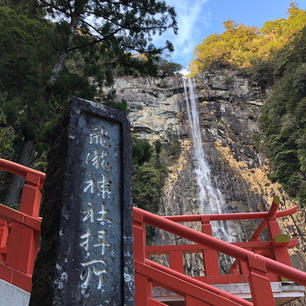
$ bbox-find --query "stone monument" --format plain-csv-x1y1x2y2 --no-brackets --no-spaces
30,98,134,306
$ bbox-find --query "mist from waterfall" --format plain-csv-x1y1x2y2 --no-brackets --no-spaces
183,77,230,241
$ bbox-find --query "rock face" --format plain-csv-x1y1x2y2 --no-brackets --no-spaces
114,76,184,141
112,69,306,300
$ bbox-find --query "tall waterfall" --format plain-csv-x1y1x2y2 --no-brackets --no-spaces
183,77,230,241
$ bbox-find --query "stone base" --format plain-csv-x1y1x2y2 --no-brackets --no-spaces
0,279,30,306
152,282,305,306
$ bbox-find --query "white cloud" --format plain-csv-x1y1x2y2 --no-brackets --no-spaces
153,0,211,66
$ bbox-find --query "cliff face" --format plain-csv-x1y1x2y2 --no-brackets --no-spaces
194,69,305,273
112,69,306,275
114,76,184,141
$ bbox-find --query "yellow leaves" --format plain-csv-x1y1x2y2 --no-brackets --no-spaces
190,22,259,74
137,53,148,61
190,5,306,75
223,20,235,31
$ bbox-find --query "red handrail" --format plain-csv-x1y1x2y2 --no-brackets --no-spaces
163,203,296,222
0,158,44,292
136,259,253,306
0,158,45,183
0,204,41,231
144,259,253,306
0,158,45,192
148,197,296,279
134,207,306,286
134,206,305,305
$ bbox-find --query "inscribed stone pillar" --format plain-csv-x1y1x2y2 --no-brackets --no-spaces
30,97,134,306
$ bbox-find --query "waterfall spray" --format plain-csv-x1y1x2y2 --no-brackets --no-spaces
183,77,230,241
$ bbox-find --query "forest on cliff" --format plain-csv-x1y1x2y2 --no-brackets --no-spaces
190,3,306,206
0,1,305,209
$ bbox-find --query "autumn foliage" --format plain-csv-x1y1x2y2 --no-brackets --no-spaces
190,3,306,75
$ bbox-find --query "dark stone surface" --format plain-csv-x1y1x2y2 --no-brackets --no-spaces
30,97,134,306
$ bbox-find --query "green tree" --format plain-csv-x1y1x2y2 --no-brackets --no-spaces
0,0,178,204
38,0,177,85
131,137,167,230
132,137,153,165
154,139,162,158
260,28,306,206
157,59,183,76
0,5,62,204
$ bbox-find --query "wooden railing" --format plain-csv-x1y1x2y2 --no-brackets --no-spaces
0,158,45,291
134,205,306,306
146,197,297,285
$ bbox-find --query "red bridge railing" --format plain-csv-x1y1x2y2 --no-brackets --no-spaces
0,158,45,291
146,197,297,285
134,207,306,306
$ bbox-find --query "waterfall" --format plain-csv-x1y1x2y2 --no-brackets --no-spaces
183,77,230,241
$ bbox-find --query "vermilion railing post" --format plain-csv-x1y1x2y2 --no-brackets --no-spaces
5,173,42,275
0,219,8,261
169,250,184,274
247,255,275,306
134,209,149,306
239,260,249,275
201,216,219,277
19,173,42,217
134,206,306,306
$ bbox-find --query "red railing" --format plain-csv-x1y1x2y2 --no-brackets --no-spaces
134,206,306,306
0,158,45,291
146,197,297,285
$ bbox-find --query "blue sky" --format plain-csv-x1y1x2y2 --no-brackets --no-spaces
153,0,306,68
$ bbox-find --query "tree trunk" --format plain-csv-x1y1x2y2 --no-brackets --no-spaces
48,13,81,86
48,53,68,86
4,139,35,206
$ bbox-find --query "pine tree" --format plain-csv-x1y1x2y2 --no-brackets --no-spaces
0,0,178,204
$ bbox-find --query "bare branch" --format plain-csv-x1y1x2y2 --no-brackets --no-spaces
79,17,121,37
39,0,71,17
66,27,122,52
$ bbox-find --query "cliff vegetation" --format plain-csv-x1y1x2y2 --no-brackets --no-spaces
259,29,306,206
190,3,306,74
190,3,306,207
